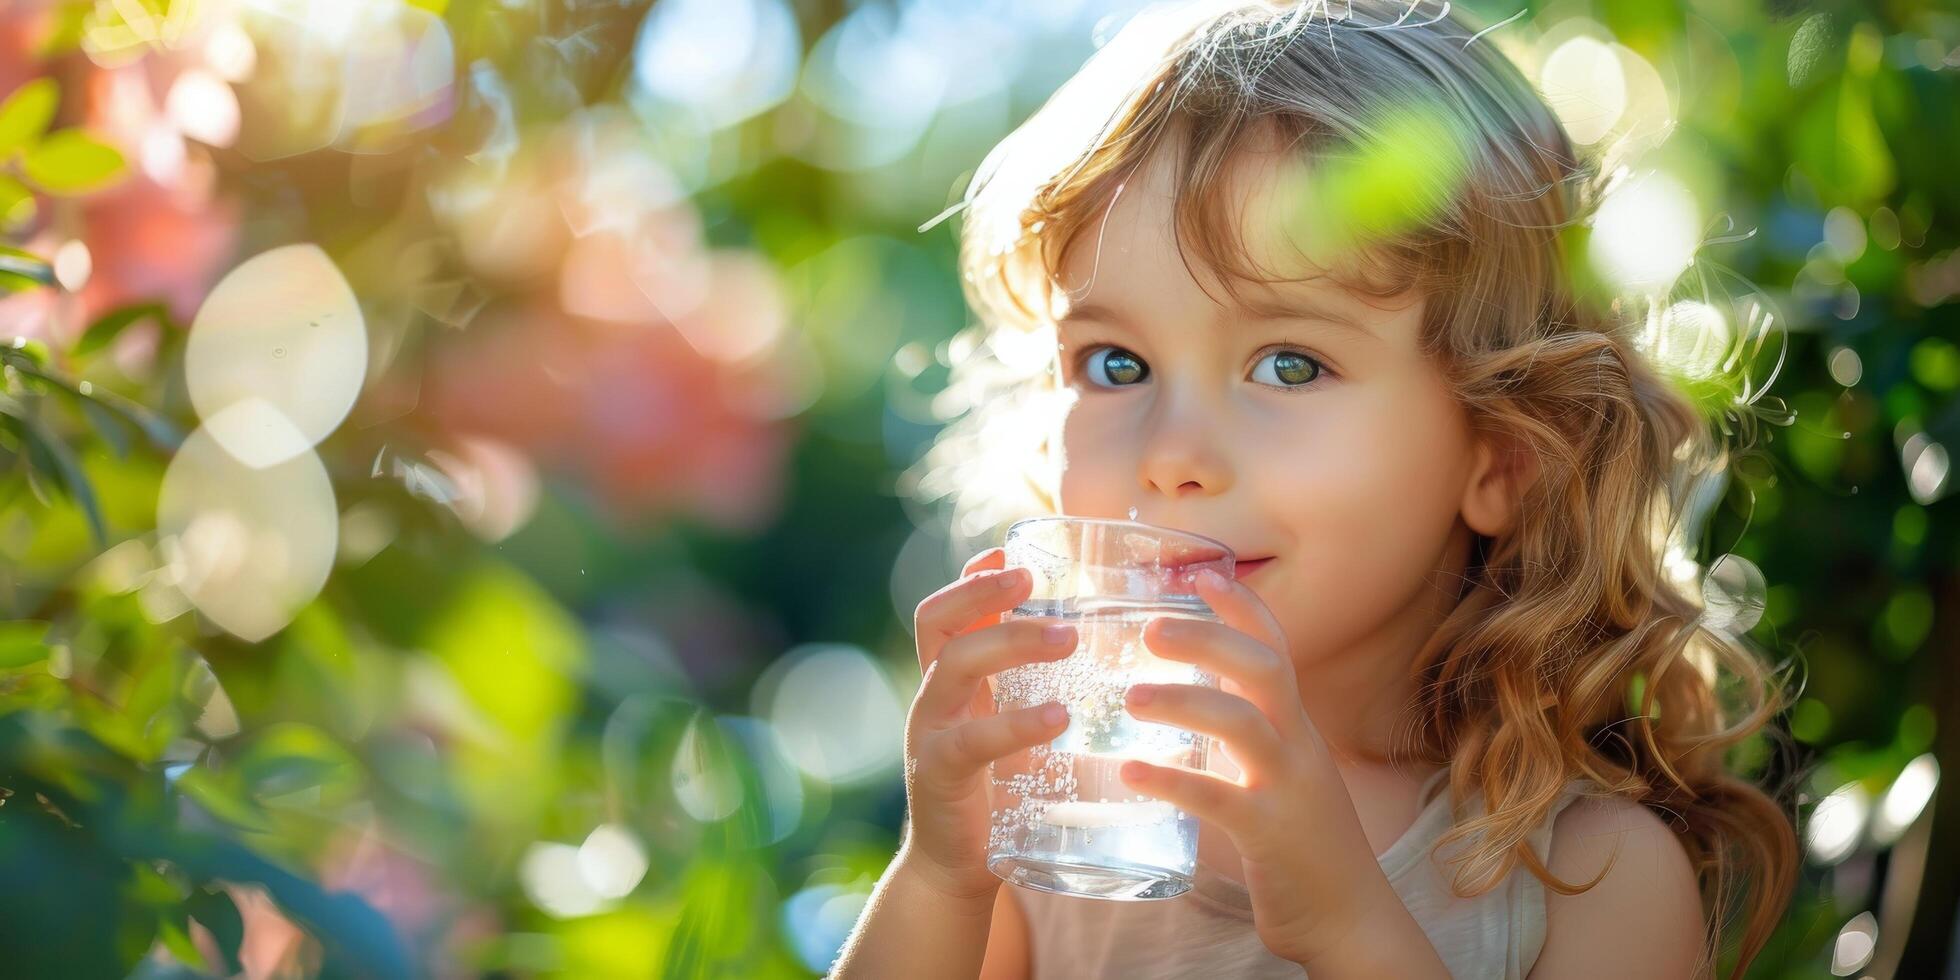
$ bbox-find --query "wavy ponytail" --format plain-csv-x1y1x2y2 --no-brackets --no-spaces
1414,320,1797,976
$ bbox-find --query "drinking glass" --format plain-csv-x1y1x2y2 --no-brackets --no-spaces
985,516,1234,901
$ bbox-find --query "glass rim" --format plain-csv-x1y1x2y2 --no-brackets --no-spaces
1003,515,1234,557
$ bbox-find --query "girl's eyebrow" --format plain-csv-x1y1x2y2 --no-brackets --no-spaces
1237,292,1375,335
1054,301,1128,328
1057,296,1376,338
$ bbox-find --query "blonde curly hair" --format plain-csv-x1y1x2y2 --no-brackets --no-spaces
900,1,1798,975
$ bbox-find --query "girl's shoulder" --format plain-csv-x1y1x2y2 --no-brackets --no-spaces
1531,792,1707,978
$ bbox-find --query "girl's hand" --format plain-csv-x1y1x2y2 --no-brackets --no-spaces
1119,567,1429,970
899,546,1078,903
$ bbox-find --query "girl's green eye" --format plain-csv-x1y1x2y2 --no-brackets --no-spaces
1073,344,1328,390
1252,349,1322,387
1083,346,1148,387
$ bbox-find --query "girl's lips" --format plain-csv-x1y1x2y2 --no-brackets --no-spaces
1233,557,1274,580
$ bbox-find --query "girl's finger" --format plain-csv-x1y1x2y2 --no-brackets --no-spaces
914,563,1030,674
916,619,1079,723
915,701,1071,792
1124,683,1287,784
961,546,1005,577
1117,758,1253,830
1194,567,1291,657
1141,617,1300,733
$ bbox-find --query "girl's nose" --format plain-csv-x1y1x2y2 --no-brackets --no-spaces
1136,421,1233,498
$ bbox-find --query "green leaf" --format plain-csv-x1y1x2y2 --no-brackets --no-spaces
1601,0,1682,62
1277,102,1468,269
2,343,52,379
76,384,183,453
0,78,59,159
156,916,209,972
0,333,52,364
1794,69,1895,207
20,129,126,195
10,413,109,547
185,887,245,974
1909,337,1960,391
2,354,181,452
96,390,182,452
79,396,129,457
74,302,167,358
124,646,186,738
125,862,184,908
20,452,56,508
237,723,364,806
0,620,52,668
0,243,54,292
173,766,273,831
0,174,35,231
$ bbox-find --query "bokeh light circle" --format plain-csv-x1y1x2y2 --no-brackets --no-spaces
1539,36,1626,146
186,243,367,468
753,644,904,786
1588,170,1700,294
1806,781,1869,865
157,423,338,642
671,709,745,822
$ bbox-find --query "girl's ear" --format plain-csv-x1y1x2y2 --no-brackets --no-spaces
1461,426,1538,538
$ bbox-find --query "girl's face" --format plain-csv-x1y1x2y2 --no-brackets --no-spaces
1048,136,1520,677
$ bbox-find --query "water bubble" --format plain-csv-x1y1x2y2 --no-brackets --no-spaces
1904,436,1950,504
1827,346,1863,387
1127,506,1138,521
1831,911,1878,975
1701,553,1766,635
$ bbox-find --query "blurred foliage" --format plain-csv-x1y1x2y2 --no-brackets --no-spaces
0,0,1955,977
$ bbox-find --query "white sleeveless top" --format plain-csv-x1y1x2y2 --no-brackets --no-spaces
1014,769,1599,978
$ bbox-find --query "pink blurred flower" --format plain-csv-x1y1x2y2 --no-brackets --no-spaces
422,111,804,532
0,12,239,347
0,9,45,97
73,170,239,328
421,302,794,532
320,822,447,943
216,883,312,980
75,49,241,327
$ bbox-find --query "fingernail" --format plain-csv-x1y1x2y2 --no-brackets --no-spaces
997,569,1025,590
1042,623,1075,646
1042,703,1068,725
1201,568,1225,587
1128,685,1155,704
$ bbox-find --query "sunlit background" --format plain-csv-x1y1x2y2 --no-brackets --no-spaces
0,0,1955,976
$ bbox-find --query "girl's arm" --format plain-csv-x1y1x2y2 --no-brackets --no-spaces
1289,873,1451,977
1528,796,1708,979
978,886,1033,980
828,844,1006,980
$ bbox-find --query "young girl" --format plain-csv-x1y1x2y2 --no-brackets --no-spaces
838,1,1796,977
